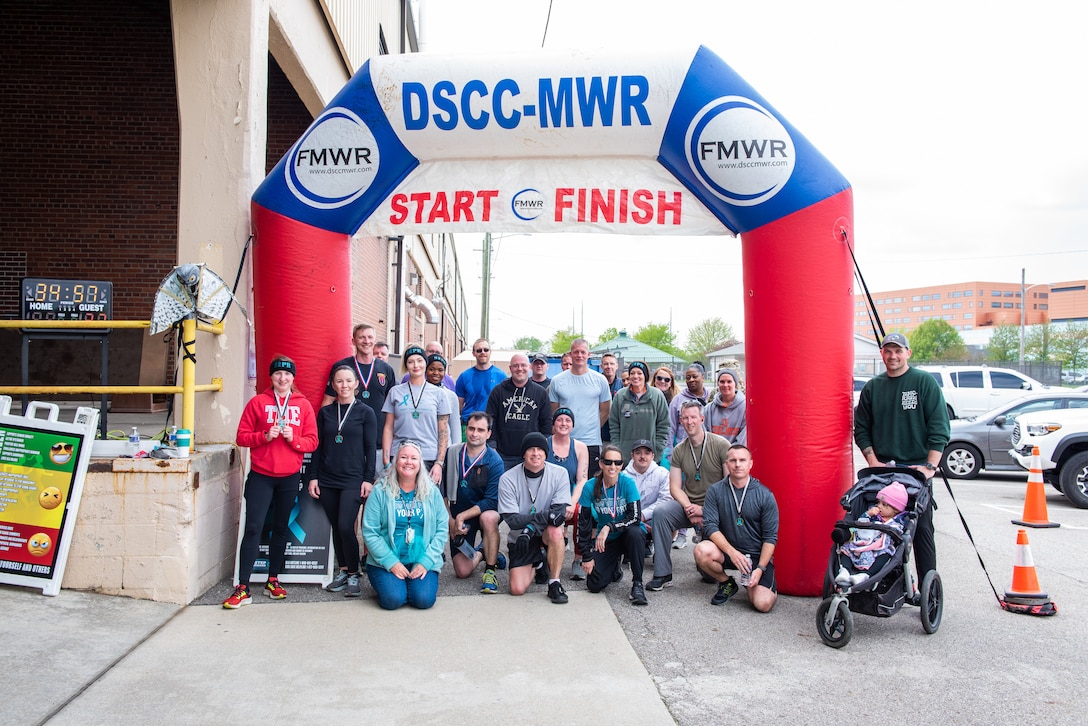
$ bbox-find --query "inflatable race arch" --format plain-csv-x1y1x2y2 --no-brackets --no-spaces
251,46,854,595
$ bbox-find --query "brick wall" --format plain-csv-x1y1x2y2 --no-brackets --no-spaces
0,0,178,321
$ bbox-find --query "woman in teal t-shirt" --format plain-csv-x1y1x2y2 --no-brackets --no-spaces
576,444,648,606
362,440,448,609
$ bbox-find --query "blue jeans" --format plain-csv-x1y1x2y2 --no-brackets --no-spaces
366,565,439,610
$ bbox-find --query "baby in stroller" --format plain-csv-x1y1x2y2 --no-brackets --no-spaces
834,481,909,587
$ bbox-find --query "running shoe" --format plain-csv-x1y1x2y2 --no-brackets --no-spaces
480,569,498,594
344,573,362,597
548,580,569,604
629,582,648,606
534,563,549,584
570,560,585,581
327,570,350,592
475,542,508,570
711,578,739,606
265,577,287,600
672,532,688,550
646,574,673,591
222,584,251,609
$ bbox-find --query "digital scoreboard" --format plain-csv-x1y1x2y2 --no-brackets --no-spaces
20,278,112,321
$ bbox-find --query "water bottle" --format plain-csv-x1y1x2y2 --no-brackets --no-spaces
168,426,178,448
129,426,141,457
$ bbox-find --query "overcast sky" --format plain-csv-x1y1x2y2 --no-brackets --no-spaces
413,0,1086,350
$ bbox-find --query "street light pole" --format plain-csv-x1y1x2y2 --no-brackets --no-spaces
1019,270,1054,368
1020,268,1026,366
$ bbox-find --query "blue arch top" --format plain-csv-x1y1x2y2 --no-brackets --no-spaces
253,46,849,237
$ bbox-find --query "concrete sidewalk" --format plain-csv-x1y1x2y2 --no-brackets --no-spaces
3,584,672,725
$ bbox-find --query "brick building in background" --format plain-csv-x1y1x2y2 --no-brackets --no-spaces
854,280,1088,338
0,0,469,442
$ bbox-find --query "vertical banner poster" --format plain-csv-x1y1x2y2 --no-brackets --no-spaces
0,398,99,596
235,454,333,585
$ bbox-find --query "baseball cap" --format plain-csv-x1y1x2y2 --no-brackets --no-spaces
880,332,910,350
632,439,654,452
530,353,548,363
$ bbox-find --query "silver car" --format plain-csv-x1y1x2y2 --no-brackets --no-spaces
941,392,1088,479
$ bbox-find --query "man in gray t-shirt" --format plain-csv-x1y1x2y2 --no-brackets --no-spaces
548,339,611,470
498,432,571,604
693,444,779,613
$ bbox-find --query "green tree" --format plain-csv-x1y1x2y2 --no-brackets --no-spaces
685,317,736,358
547,327,582,354
1025,322,1055,362
633,322,685,359
513,336,544,352
986,323,1019,362
595,327,619,347
1053,323,1088,374
909,320,967,362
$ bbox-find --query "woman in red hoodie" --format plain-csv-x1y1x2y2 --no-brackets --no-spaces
224,355,318,609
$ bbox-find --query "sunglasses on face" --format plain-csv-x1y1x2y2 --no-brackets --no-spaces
601,459,624,466
655,376,672,383
474,347,490,353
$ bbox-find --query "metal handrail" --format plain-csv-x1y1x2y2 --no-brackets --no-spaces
0,318,224,440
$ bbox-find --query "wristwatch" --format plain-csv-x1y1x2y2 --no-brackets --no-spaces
923,462,937,471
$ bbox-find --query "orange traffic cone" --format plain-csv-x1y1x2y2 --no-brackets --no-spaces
1001,529,1057,616
1012,446,1060,528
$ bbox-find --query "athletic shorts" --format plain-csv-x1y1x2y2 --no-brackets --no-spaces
507,533,545,570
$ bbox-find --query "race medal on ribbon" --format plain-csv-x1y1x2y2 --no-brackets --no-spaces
412,410,420,419
334,434,343,444
362,390,371,399
737,517,744,526
694,473,701,482
460,479,468,488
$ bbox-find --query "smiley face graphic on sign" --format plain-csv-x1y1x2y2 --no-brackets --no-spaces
38,487,63,510
28,533,52,557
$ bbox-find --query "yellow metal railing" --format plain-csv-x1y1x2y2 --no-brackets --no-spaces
0,318,224,440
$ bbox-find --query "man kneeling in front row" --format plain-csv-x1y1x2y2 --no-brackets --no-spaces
693,444,778,613
498,432,572,604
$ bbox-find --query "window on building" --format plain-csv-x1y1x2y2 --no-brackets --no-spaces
964,313,973,319
952,291,963,298
912,295,921,301
992,290,1003,297
921,294,930,301
953,303,962,309
932,293,940,300
991,302,1002,308
1004,302,1014,308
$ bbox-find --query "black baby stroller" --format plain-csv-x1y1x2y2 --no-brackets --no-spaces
816,466,943,648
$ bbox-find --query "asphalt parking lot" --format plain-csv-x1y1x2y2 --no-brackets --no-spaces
6,469,1088,725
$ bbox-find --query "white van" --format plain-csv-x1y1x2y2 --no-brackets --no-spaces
918,365,1046,419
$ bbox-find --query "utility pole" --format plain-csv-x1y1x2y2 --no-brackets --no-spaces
480,232,491,339
1019,267,1026,367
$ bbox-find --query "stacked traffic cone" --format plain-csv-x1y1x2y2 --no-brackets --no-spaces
1001,528,1057,616
1012,446,1060,528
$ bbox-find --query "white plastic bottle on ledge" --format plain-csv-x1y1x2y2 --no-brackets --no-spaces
129,427,140,457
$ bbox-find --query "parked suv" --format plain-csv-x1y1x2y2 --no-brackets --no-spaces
1010,408,1088,508
919,365,1046,419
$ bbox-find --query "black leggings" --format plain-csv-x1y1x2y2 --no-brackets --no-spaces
238,470,300,584
586,526,646,592
319,487,363,572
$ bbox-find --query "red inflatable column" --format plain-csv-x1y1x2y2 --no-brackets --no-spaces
251,202,352,410
741,189,855,595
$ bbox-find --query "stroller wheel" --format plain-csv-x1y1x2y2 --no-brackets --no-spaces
920,570,943,633
816,597,853,648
